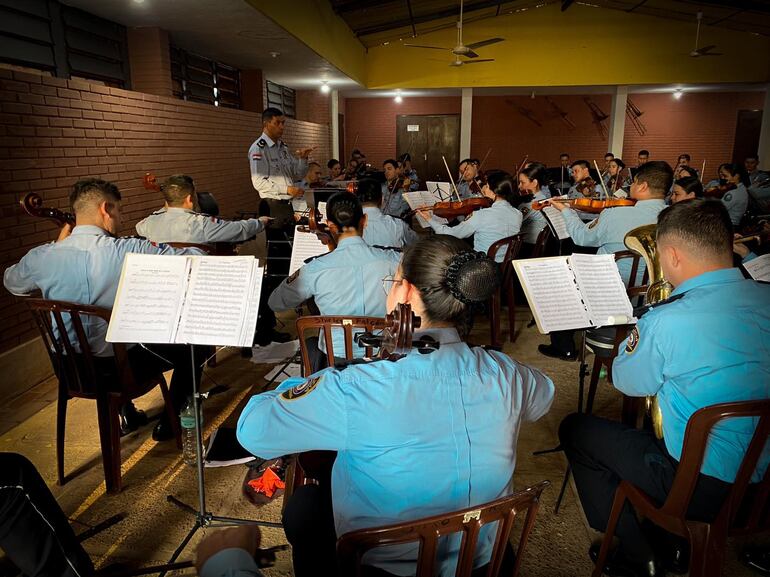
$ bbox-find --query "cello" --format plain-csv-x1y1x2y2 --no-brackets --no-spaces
20,193,76,228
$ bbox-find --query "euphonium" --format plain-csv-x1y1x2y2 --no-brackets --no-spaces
623,224,673,439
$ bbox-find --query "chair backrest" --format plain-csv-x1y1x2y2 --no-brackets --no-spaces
337,480,550,577
296,314,388,375
487,234,524,265
165,241,213,254
661,400,770,534
530,226,552,258
25,298,131,398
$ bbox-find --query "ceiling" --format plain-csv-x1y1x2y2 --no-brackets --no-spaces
60,0,361,90
330,0,770,47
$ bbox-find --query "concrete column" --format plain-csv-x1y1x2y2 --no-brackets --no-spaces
241,70,265,113
460,88,473,160
331,90,340,160
608,86,628,158
758,86,770,169
126,27,172,97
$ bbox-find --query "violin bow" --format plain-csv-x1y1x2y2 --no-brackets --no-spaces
442,156,462,201
594,160,610,199
515,154,529,175
478,148,492,172
700,160,706,184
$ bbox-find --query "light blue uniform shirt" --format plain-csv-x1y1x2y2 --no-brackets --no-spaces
3,225,199,356
561,199,666,284
362,206,418,248
567,181,603,199
613,268,770,483
381,182,410,218
237,327,555,576
721,183,749,226
136,207,264,244
520,189,550,244
456,180,477,200
427,200,523,262
267,236,400,357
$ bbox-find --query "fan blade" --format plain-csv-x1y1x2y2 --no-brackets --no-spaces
465,37,504,50
462,59,494,64
404,44,450,51
464,49,480,58
697,44,717,54
701,52,723,56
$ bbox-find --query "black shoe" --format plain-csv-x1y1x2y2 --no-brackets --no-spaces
255,329,292,347
152,418,175,442
589,542,662,577
641,519,689,574
743,547,770,575
119,405,148,437
538,344,578,361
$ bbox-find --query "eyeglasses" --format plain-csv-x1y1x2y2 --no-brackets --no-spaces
381,275,403,295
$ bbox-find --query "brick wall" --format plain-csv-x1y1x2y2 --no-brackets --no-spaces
344,97,462,164
344,92,764,176
126,28,173,98
0,68,330,354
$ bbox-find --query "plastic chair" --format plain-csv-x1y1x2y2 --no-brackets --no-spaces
337,480,550,577
593,400,770,577
487,235,524,348
26,298,180,493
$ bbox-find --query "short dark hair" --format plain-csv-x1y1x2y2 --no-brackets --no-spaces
559,153,569,158
399,153,411,162
307,161,321,169
351,148,362,156
634,160,673,195
604,152,614,159
570,160,590,170
327,159,340,169
355,178,382,206
70,178,121,213
163,174,195,205
401,235,499,326
485,170,518,203
678,153,691,162
674,176,703,198
611,158,626,170
458,158,477,168
519,162,548,189
638,149,650,156
261,107,283,123
719,162,750,187
657,198,732,260
326,192,364,229
383,158,398,169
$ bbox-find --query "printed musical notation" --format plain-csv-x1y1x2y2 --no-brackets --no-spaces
289,226,330,276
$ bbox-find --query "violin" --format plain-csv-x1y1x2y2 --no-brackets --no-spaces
143,172,161,192
432,196,493,219
532,196,636,214
703,182,737,199
575,177,598,198
20,192,76,227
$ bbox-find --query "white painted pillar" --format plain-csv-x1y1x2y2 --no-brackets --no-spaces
608,86,628,158
331,89,340,160
460,88,473,160
758,86,770,170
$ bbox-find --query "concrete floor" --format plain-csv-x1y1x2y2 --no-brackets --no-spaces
0,308,765,576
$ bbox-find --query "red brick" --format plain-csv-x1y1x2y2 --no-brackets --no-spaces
30,84,57,96
57,88,80,99
49,117,73,127
2,102,31,114
0,79,29,93
58,108,82,118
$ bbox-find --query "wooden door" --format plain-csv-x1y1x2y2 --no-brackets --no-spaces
397,115,460,185
732,110,762,164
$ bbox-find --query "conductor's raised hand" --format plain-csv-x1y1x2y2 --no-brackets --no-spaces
295,147,315,159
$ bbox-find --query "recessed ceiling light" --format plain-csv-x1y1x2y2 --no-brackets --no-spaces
673,89,683,99
320,81,330,94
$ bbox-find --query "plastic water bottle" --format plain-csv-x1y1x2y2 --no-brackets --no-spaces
180,396,200,466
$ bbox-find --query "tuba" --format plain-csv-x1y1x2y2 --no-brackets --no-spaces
623,224,673,439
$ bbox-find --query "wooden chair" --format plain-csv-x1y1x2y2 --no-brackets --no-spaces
530,226,553,259
26,298,180,493
337,480,550,577
488,235,524,348
593,400,770,577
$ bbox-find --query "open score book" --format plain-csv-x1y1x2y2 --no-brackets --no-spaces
106,254,263,347
513,253,636,334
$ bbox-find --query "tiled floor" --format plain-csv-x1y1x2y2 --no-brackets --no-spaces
0,309,765,576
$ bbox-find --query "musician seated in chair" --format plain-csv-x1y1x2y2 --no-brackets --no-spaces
670,176,704,204
136,174,270,245
419,170,523,263
381,159,410,218
518,162,552,246
3,178,204,441
238,235,555,577
456,158,482,199
356,178,418,249
567,160,603,199
560,199,770,577
539,161,671,361
267,192,401,372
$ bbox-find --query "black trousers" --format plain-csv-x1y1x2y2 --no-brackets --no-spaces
559,413,731,563
550,330,577,355
0,453,93,577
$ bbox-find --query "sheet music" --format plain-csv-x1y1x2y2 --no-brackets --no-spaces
513,257,591,334
107,254,190,344
289,225,330,276
743,253,770,282
176,257,263,347
317,202,327,221
402,191,439,210
569,253,634,326
542,205,570,240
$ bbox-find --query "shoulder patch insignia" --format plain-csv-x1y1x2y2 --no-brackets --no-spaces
723,193,733,202
209,216,220,223
252,152,262,160
588,217,600,229
520,206,529,216
280,376,321,401
625,326,639,354
286,269,300,284
257,139,266,148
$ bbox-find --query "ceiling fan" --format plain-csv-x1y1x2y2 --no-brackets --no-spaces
689,11,723,57
404,0,504,66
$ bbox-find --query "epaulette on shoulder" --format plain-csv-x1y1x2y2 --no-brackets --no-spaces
371,245,403,253
303,252,329,264
633,292,685,318
151,209,165,215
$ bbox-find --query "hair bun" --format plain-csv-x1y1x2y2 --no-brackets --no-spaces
445,251,501,305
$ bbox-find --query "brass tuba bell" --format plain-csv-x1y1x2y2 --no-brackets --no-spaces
623,224,673,439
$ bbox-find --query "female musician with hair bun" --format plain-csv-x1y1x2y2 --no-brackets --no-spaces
518,162,552,245
238,234,555,577
714,162,750,226
419,170,523,262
